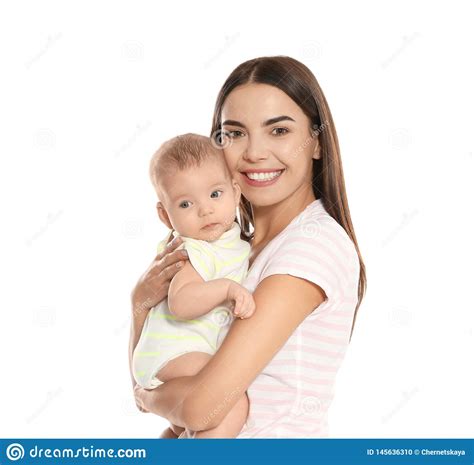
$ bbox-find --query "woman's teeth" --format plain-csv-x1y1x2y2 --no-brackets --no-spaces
245,170,283,181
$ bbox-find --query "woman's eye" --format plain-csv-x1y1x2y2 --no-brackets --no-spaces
210,190,223,199
272,127,289,136
225,129,244,138
179,201,192,209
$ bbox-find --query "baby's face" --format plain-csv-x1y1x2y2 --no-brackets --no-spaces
157,157,241,241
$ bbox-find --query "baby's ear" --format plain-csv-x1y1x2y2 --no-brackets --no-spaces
231,178,241,204
156,201,172,229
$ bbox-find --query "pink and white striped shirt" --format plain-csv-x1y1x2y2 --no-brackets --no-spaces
236,198,360,438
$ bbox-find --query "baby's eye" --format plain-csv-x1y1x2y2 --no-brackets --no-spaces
272,127,289,136
179,200,192,209
210,190,223,199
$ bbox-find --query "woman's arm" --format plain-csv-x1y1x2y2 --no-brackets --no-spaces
135,273,326,431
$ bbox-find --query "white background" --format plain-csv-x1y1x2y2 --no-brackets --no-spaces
1,1,472,438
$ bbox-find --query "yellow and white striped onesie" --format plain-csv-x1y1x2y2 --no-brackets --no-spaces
132,221,251,389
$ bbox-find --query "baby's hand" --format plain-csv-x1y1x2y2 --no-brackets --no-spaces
226,282,256,319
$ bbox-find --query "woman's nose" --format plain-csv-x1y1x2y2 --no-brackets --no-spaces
243,137,268,162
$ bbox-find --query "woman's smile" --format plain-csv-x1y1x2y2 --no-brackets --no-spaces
240,168,285,187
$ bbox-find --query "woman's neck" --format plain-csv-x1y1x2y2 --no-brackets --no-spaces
251,186,317,248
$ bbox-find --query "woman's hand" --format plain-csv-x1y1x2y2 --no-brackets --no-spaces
133,383,184,437
131,235,189,315
133,384,151,413
226,282,256,319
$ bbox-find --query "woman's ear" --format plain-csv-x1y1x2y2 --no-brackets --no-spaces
156,201,172,229
231,178,242,205
311,134,322,160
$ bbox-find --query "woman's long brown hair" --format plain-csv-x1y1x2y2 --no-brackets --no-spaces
210,56,366,341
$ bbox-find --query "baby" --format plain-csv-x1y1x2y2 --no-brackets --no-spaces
132,133,256,438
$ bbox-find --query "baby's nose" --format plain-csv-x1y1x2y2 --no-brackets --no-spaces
199,204,214,215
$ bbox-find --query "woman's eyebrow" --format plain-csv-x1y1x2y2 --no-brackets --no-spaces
222,115,296,128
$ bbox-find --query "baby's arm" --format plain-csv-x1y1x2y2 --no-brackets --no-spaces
168,260,233,320
169,259,256,320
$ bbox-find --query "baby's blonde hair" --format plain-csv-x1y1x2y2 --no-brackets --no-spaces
150,133,230,198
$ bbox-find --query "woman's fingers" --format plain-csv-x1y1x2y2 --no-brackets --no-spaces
150,247,188,278
133,385,150,413
158,256,186,281
132,241,188,309
157,236,182,259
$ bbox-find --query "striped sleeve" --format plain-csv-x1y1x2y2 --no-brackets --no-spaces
259,219,354,305
181,237,216,282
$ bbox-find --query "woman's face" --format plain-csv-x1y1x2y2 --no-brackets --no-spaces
220,83,321,208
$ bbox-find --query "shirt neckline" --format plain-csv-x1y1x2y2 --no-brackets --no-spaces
248,198,325,272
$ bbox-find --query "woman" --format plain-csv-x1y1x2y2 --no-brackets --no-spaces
130,55,367,438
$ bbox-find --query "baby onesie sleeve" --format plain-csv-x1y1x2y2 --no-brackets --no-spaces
259,218,356,307
180,237,216,282
156,230,174,255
